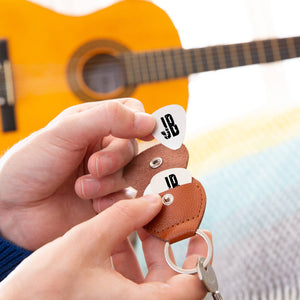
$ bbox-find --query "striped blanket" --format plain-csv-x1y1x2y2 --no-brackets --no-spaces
137,105,300,299
188,105,300,299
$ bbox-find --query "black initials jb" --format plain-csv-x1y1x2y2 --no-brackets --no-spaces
160,114,180,139
165,174,179,189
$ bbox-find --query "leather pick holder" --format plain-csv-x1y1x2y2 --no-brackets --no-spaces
124,142,206,244
124,143,189,198
123,105,210,274
144,178,206,244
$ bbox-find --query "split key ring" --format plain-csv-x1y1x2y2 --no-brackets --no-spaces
164,229,213,275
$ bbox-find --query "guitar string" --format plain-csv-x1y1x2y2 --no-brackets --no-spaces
126,38,299,69
0,38,299,95
132,38,299,81
124,38,299,76
126,37,299,61
0,46,297,95
0,47,297,96
123,41,299,85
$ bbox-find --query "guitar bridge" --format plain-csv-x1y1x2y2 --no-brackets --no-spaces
0,40,16,132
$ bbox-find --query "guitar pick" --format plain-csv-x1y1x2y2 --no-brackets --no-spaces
149,168,192,194
143,183,153,196
152,105,186,150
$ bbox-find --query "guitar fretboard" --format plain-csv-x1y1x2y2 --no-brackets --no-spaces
121,36,300,86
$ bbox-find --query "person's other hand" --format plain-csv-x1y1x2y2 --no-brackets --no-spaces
0,99,155,250
0,194,211,300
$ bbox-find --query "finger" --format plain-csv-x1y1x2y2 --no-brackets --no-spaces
75,194,162,259
182,230,213,269
139,274,207,300
53,98,146,118
121,97,146,112
75,171,128,200
140,133,154,142
98,187,142,282
138,229,177,283
92,187,137,213
88,138,138,178
111,238,144,284
47,100,156,150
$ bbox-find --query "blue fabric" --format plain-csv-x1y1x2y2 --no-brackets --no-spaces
136,136,300,298
0,236,32,281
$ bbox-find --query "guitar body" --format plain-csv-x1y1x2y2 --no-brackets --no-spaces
0,0,188,152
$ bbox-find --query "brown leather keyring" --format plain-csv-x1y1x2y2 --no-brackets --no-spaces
123,104,212,275
124,143,207,244
144,178,206,244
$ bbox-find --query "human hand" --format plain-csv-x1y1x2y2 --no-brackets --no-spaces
0,99,155,250
0,194,210,300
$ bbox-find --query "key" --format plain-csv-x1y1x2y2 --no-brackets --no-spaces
197,257,223,300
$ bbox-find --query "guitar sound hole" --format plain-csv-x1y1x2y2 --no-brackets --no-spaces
82,54,124,94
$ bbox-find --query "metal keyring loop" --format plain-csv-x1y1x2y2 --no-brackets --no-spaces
164,229,212,274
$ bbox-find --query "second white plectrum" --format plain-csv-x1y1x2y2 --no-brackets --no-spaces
149,168,192,194
152,105,186,150
143,183,153,196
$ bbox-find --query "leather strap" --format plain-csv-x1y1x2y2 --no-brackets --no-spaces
144,178,206,244
124,143,189,197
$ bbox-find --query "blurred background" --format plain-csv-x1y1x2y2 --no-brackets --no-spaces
29,0,300,137
21,0,300,298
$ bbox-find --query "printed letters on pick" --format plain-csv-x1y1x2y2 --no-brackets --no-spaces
152,105,186,150
149,168,192,194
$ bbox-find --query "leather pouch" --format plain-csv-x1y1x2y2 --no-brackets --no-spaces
144,178,206,244
124,143,189,198
124,143,206,244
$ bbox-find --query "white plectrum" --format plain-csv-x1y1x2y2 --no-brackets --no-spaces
149,168,192,194
143,183,153,196
152,105,186,150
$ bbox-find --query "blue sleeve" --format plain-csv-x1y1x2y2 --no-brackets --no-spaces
0,236,32,281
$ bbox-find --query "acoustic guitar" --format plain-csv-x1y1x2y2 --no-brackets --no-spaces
0,0,299,153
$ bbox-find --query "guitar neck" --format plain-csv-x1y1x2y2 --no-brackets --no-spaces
122,36,300,85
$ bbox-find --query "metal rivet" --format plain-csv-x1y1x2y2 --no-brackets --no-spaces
150,157,163,169
162,194,174,206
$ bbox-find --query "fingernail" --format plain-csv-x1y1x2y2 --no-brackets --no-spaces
134,112,156,132
125,187,137,199
96,155,113,177
81,178,100,198
143,193,161,203
93,199,101,213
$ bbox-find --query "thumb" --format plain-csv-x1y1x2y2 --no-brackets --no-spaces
74,194,162,258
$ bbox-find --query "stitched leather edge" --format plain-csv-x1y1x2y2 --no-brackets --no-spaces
146,182,206,234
